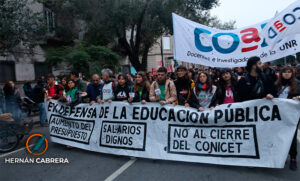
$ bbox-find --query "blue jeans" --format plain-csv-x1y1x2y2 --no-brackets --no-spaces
38,103,46,124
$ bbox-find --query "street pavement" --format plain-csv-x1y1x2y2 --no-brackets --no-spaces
0,116,299,181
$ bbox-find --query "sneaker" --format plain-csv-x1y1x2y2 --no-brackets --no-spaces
289,159,298,171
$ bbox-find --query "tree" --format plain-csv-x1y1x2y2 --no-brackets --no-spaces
45,43,121,76
42,0,235,71
0,0,45,55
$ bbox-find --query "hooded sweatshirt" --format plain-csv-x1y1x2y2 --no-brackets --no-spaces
114,85,130,101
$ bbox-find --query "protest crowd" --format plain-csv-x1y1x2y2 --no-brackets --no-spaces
0,56,300,170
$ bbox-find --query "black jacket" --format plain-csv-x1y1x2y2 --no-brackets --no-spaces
133,86,150,102
32,84,45,104
75,79,87,93
263,68,277,84
210,83,238,107
237,73,276,102
114,85,130,101
174,78,198,108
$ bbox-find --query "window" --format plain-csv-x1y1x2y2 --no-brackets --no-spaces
34,63,52,80
44,7,55,33
164,57,172,68
0,62,15,83
162,37,171,50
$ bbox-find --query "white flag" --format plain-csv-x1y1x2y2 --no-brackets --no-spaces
260,0,300,49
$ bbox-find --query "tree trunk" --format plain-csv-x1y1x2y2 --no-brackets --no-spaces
141,42,151,71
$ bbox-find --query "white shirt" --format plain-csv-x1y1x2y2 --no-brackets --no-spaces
278,86,290,99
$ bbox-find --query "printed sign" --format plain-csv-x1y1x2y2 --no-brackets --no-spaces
46,99,300,168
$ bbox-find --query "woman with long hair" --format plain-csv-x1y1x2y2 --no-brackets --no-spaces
210,69,238,108
114,74,131,102
275,66,300,170
129,71,150,104
60,79,81,107
194,72,217,111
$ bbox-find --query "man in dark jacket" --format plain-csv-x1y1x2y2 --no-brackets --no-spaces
174,66,198,108
33,80,47,126
83,74,102,105
237,56,276,102
263,62,277,84
70,71,87,93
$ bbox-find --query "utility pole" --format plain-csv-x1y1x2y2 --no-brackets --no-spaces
161,36,164,67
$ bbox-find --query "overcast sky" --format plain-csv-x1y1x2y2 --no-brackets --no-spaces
211,0,297,28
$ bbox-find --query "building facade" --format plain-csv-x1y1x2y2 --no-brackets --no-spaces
146,36,195,73
0,0,71,84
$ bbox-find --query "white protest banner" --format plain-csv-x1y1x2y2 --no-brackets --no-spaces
46,99,300,168
173,1,300,68
261,1,300,49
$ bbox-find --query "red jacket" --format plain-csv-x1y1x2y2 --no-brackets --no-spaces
47,84,64,100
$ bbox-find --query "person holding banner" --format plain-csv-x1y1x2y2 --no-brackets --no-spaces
149,67,177,105
60,80,81,107
237,56,276,102
193,72,216,111
274,66,300,171
174,66,197,108
97,69,116,103
46,74,64,100
128,71,150,104
82,74,102,105
113,74,131,102
210,69,238,108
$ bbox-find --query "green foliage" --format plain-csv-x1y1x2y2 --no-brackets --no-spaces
45,46,72,66
65,49,91,74
0,0,46,55
42,0,235,71
46,43,121,76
